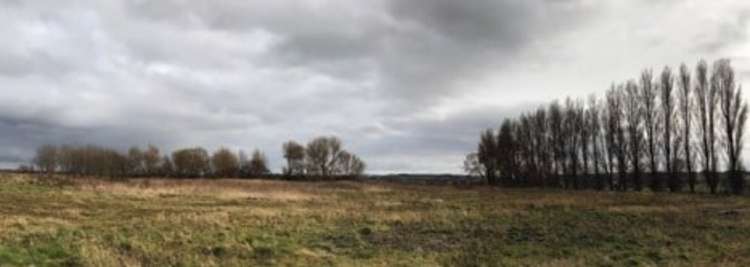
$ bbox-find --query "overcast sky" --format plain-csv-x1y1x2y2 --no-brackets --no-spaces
1,0,749,173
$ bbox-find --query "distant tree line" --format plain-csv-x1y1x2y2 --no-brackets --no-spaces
466,59,748,195
32,136,365,180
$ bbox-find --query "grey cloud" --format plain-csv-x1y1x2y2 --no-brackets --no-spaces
694,8,750,53
268,0,597,106
123,0,596,105
0,1,748,173
0,50,71,77
388,0,535,49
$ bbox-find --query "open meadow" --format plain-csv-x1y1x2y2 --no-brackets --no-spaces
1,173,750,266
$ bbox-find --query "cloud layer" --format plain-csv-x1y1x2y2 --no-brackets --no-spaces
1,0,749,172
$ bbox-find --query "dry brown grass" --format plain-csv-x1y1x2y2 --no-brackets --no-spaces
71,178,320,202
2,173,750,266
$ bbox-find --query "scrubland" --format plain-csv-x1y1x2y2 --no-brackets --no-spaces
1,173,750,266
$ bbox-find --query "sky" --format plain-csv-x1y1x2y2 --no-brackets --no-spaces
0,0,749,173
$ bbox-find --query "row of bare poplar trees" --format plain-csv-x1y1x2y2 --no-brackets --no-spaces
467,59,748,194
31,136,365,179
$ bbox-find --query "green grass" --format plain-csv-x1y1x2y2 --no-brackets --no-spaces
1,174,750,266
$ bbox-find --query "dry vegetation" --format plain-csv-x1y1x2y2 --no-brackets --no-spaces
1,173,750,266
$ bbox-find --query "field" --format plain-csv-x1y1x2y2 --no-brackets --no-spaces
1,173,750,266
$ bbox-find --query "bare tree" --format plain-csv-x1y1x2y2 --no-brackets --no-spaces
172,147,211,178
497,119,517,186
600,111,613,190
579,101,592,188
55,145,73,175
563,98,584,189
588,95,605,190
143,145,161,177
695,60,721,193
211,147,240,178
128,146,145,177
37,144,129,178
714,59,748,194
660,66,681,192
640,69,662,191
606,85,627,190
160,156,174,177
548,102,564,187
533,107,550,187
282,141,306,178
335,150,366,177
56,145,73,175
304,136,365,179
511,119,526,186
463,152,485,178
248,149,270,177
677,63,696,192
305,137,340,177
625,80,645,191
477,129,499,185
516,114,535,186
238,150,249,178
34,145,58,175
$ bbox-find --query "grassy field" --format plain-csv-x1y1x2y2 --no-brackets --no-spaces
1,173,750,266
